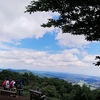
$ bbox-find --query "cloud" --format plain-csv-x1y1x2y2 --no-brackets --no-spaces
0,0,90,49
0,0,55,44
82,54,96,63
0,47,94,73
0,0,100,76
55,30,90,48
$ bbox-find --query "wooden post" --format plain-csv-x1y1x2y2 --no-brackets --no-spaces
17,89,23,95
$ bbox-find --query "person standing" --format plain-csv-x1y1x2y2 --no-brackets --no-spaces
10,79,16,91
5,78,10,90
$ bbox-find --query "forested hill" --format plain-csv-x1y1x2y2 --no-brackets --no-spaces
0,69,100,100
0,68,31,73
1,68,100,89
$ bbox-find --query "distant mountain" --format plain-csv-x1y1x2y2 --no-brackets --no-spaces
0,68,31,73
31,70,100,89
0,68,3,72
8,68,31,73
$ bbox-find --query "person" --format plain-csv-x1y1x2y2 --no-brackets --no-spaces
15,79,23,95
15,79,22,89
35,87,40,91
10,79,16,91
5,78,10,90
10,79,16,88
19,79,23,89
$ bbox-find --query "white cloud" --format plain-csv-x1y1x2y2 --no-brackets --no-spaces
0,0,55,44
0,47,97,75
0,0,100,77
0,0,90,49
82,55,96,63
62,49,80,55
55,30,90,48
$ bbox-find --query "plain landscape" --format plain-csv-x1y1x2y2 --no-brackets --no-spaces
32,70,100,90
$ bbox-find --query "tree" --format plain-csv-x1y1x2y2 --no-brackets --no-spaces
25,0,100,65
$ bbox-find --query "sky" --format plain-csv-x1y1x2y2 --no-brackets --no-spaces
0,0,100,76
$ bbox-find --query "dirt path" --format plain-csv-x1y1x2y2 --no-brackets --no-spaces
0,94,29,100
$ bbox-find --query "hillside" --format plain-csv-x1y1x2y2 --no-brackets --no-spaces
1,69,100,100
31,70,100,89
1,68,100,89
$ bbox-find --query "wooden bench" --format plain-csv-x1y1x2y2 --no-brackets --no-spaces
0,89,17,96
29,89,45,100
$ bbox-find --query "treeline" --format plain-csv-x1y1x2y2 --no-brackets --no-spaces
0,70,100,100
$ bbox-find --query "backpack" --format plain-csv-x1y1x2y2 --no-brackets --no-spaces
2,80,6,87
10,81,13,88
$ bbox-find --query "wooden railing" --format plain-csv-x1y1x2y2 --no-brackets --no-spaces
0,88,23,96
0,89,17,95
29,89,45,100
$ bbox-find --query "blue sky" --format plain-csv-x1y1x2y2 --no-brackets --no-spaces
0,0,100,76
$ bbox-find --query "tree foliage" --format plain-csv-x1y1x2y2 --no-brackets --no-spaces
0,70,100,100
26,0,100,41
25,0,100,66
